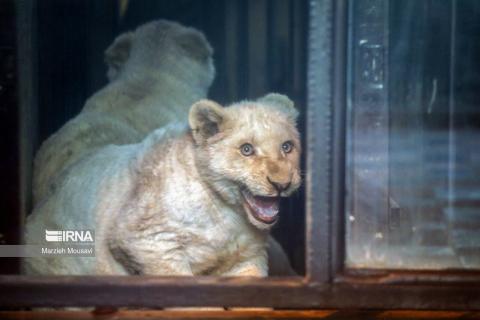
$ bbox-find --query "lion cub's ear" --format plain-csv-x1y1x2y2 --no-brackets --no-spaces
189,100,226,144
105,32,134,82
258,93,299,121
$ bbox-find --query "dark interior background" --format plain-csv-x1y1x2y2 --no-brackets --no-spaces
1,0,308,275
0,0,20,274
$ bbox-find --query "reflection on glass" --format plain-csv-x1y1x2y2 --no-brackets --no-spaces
346,0,480,269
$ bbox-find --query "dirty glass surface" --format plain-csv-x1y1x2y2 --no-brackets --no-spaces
346,0,480,269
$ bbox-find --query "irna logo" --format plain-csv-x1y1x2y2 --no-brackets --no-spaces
45,230,94,243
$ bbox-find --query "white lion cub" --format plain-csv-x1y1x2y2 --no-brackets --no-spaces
24,94,301,276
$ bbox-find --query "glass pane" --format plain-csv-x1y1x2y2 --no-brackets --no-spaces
346,0,480,269
3,0,309,276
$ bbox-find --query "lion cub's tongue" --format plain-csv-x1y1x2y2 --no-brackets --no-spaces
252,196,279,216
243,191,279,223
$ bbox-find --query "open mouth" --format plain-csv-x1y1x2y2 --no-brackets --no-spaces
241,189,280,224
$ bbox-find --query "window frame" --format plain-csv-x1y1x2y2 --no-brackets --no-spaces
1,0,479,310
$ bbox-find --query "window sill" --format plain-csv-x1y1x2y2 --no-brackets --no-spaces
0,309,478,319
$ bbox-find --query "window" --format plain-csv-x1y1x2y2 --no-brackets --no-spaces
3,0,308,277
346,0,480,270
0,0,479,312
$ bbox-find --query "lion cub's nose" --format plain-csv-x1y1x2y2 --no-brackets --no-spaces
267,177,291,193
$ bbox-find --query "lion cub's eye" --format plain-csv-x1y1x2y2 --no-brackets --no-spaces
281,141,294,154
240,143,255,156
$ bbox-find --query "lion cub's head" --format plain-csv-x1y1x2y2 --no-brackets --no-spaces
189,93,301,230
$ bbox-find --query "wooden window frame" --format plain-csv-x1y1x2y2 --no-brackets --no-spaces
1,0,479,310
